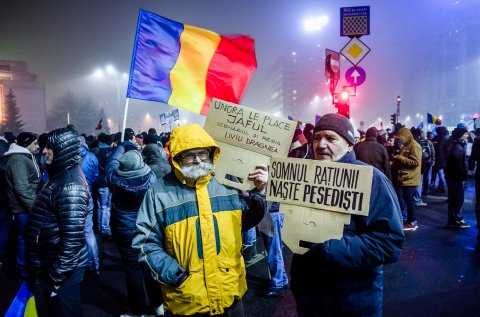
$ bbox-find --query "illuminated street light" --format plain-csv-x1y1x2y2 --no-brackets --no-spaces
91,65,128,132
304,15,329,32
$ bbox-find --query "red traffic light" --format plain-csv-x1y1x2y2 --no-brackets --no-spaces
474,113,479,119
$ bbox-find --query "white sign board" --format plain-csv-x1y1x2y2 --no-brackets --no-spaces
267,157,373,216
204,99,296,190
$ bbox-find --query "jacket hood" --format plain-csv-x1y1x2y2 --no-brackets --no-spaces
396,127,414,145
46,128,81,176
4,143,32,156
169,124,219,184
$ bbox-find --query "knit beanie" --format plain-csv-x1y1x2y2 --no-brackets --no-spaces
366,127,378,138
313,113,355,145
452,127,467,139
456,122,467,130
119,150,146,171
16,132,37,147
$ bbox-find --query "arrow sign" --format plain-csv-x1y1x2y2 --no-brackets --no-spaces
345,66,366,87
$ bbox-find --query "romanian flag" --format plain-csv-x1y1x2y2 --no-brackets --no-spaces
95,118,103,130
427,113,442,125
5,282,37,317
127,9,257,115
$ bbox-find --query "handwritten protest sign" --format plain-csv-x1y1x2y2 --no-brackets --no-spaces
267,156,373,216
267,156,373,254
204,98,296,190
280,204,351,254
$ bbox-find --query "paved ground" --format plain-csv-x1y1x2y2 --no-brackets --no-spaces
1,177,479,316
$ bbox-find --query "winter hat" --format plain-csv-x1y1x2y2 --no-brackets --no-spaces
452,127,468,139
303,123,315,143
456,122,467,130
135,137,143,146
366,127,378,138
119,150,146,171
4,131,16,143
16,132,37,147
313,113,355,145
124,128,135,141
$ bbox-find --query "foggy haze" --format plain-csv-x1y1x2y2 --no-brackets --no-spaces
1,0,477,133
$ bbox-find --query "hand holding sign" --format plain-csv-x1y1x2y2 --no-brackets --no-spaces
248,164,268,193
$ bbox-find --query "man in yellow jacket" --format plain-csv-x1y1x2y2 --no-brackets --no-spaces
133,124,267,316
392,127,422,231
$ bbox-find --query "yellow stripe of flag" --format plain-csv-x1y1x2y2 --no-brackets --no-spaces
169,25,220,113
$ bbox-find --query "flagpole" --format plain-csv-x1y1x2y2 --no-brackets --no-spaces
121,98,130,142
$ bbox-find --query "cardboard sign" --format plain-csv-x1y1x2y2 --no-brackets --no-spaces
280,204,351,254
204,99,296,190
267,157,373,216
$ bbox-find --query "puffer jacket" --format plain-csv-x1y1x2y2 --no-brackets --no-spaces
4,143,41,214
80,145,99,190
25,128,89,285
133,124,266,316
94,142,111,188
394,127,422,186
290,150,405,317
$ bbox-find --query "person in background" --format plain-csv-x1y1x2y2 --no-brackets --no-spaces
354,127,392,180
133,124,267,316
468,128,480,238
391,127,422,231
94,133,113,239
142,141,171,179
0,133,11,269
290,114,404,316
80,136,100,276
106,143,161,317
4,132,41,279
430,126,449,193
25,128,89,317
445,127,470,229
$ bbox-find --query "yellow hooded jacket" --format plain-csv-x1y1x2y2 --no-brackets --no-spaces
133,124,265,315
395,127,422,186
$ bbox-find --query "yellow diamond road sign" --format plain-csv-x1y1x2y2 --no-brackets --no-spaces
341,37,371,66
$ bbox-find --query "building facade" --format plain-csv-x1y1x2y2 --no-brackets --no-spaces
0,60,47,133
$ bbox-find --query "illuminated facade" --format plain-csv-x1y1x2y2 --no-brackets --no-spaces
0,60,46,133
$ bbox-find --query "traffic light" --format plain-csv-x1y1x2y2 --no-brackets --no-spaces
390,113,397,125
334,90,350,119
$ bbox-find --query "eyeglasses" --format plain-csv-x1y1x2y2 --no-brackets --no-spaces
179,150,210,164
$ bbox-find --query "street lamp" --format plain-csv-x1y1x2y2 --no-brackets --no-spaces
303,16,329,32
396,96,401,118
92,65,128,132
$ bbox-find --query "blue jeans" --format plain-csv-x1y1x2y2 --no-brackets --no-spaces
242,227,256,247
13,212,29,277
0,209,11,260
96,187,112,234
261,212,288,290
85,196,99,270
414,175,424,204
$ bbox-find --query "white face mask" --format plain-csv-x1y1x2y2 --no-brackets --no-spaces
179,159,214,180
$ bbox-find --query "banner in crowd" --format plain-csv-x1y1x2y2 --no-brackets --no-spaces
204,98,296,190
267,156,373,254
159,109,179,125
126,9,257,115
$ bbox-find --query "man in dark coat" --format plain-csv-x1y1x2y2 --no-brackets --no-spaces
25,128,89,317
354,127,392,180
290,114,404,317
445,127,470,228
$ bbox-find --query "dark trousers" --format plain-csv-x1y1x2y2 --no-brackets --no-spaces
447,180,465,223
0,209,11,261
167,299,244,317
112,215,163,315
397,186,417,223
34,269,84,317
476,173,480,230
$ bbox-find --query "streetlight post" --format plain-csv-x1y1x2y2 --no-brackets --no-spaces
396,96,401,119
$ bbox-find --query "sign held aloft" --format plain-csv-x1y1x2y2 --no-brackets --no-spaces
204,98,296,190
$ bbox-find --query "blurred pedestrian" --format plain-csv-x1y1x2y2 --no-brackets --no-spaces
354,127,392,180
468,128,480,238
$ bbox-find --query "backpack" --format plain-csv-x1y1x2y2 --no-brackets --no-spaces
420,139,432,162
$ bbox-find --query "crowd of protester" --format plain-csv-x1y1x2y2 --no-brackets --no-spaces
0,115,479,316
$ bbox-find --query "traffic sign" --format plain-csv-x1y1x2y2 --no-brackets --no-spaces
341,37,371,66
345,66,366,87
340,6,370,37
325,49,340,80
